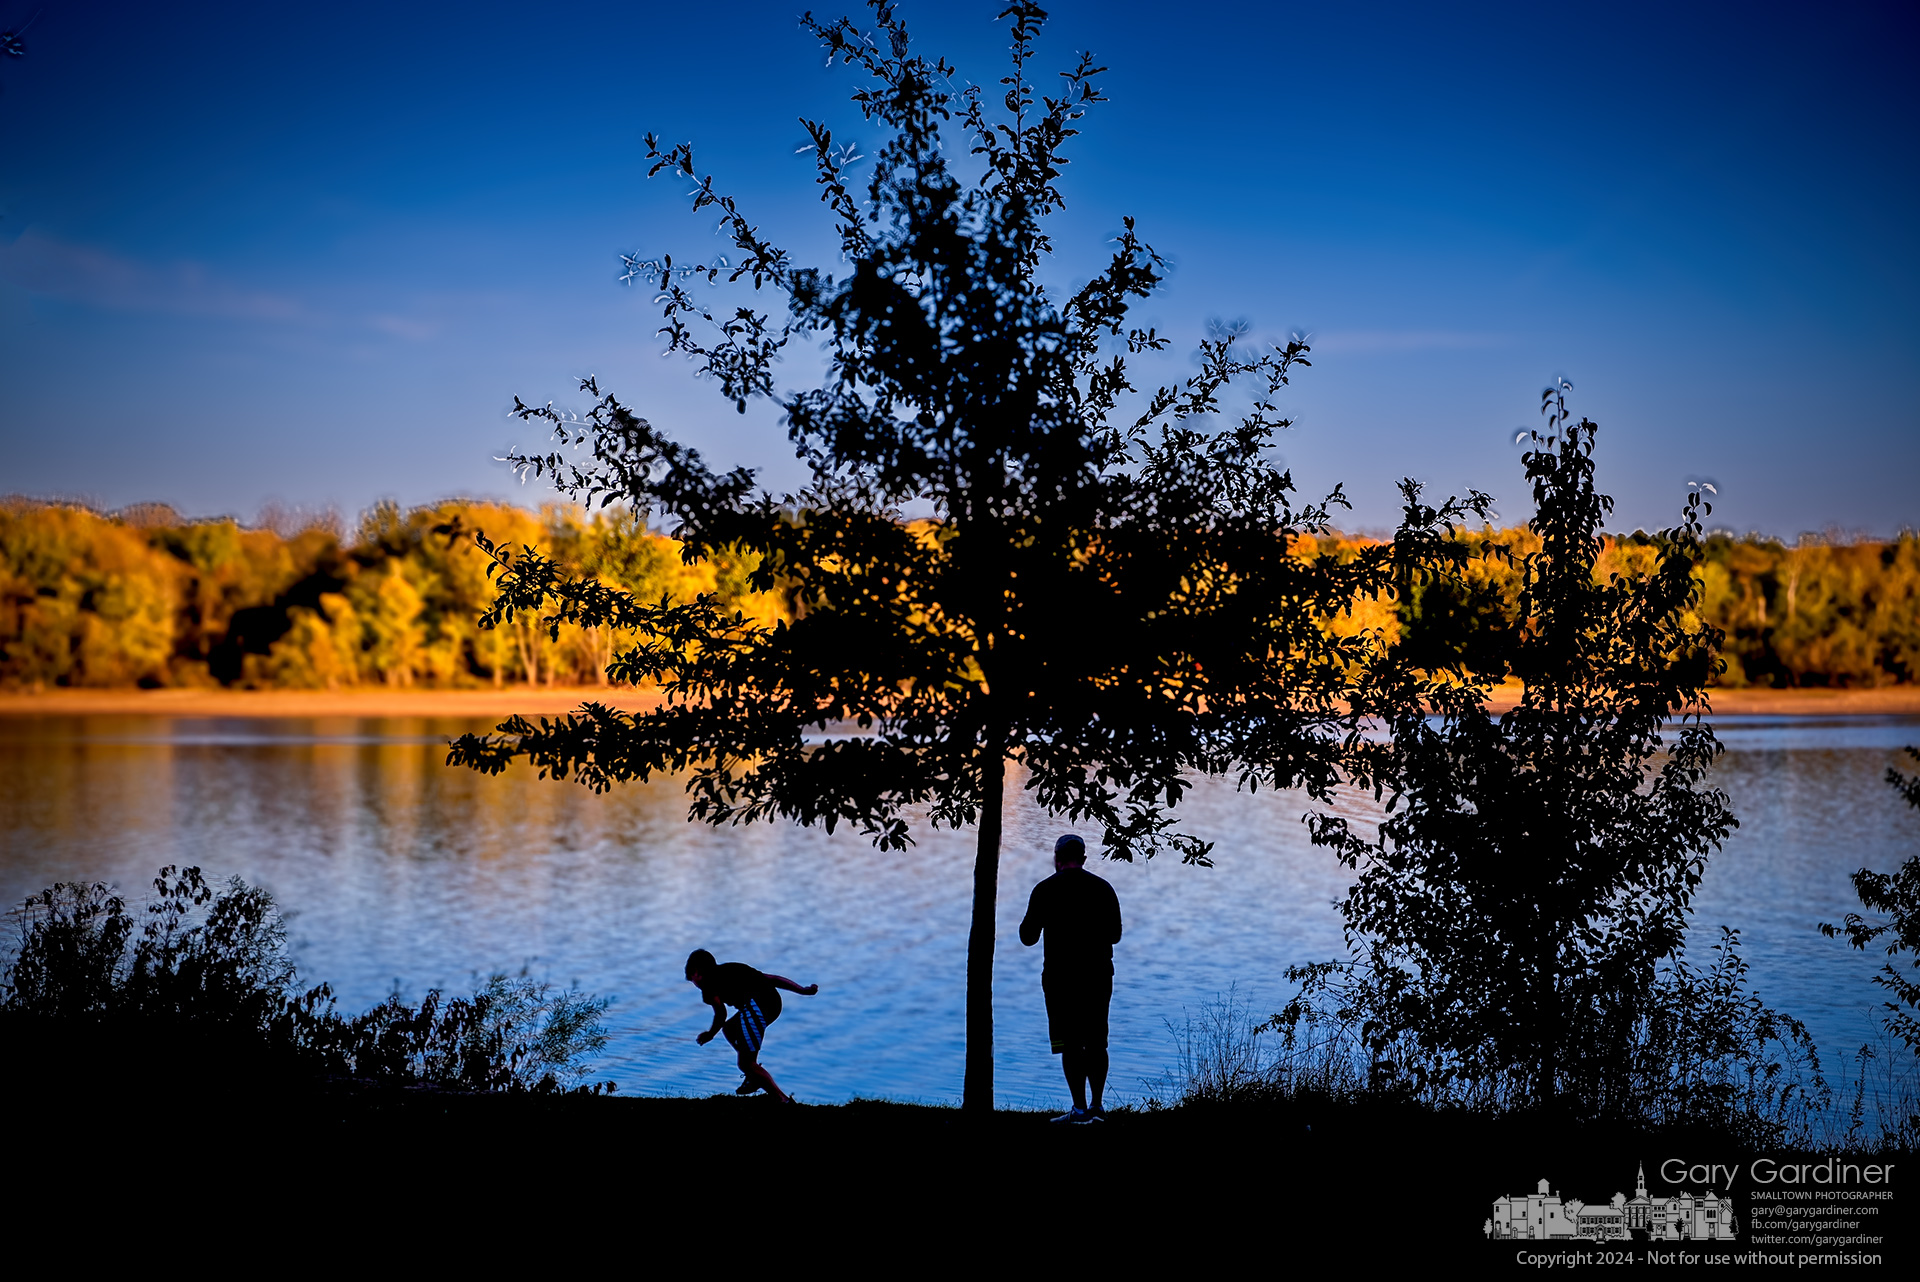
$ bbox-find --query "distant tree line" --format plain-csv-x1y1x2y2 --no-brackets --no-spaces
1395,526,1920,689
0,497,782,690
2,497,1913,691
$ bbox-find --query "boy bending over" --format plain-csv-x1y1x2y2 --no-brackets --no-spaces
685,949,818,1104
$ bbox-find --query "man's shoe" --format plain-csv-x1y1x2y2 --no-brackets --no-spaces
736,1077,762,1095
1076,1108,1106,1124
1050,1107,1087,1124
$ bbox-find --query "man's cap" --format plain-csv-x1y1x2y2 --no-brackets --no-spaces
1055,833,1087,857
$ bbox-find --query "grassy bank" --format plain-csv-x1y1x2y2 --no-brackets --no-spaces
8,1073,1908,1265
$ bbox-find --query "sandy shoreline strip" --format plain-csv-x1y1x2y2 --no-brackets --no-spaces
0,687,668,719
1,685,1917,719
1477,684,1920,716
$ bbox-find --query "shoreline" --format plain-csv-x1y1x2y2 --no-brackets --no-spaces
0,684,1917,718
1479,683,1920,716
0,687,667,719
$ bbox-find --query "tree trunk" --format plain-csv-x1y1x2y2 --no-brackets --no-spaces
1535,996,1557,1109
1532,906,1559,1110
962,728,1006,1114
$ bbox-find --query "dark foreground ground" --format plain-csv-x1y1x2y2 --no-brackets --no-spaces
8,1062,1909,1271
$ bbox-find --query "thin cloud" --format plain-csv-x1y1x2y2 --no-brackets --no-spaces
0,229,309,321
0,229,459,343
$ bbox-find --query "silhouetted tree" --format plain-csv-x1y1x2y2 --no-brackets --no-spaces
1821,747,1920,1052
1299,382,1732,1113
448,1,1470,1111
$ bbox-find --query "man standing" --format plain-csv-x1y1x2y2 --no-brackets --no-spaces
1019,833,1123,1123
685,949,818,1104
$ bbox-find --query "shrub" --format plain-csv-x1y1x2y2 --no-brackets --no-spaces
302,972,612,1093
1,866,612,1094
1265,928,1826,1144
1323,388,1733,1114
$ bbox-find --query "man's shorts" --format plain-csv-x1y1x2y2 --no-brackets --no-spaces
1042,967,1112,1055
722,999,775,1056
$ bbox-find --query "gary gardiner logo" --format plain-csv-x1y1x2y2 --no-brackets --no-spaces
1486,1163,1737,1242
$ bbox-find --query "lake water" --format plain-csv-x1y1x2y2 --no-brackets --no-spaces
2,713,1915,1107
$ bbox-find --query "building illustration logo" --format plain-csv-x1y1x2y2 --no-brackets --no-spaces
1487,1164,1739,1241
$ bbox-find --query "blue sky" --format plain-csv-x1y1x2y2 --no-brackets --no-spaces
1,0,1914,536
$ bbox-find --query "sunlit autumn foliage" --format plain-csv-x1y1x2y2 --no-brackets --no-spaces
1,498,1913,690
0,498,782,690
1696,531,1920,687
1396,525,1920,689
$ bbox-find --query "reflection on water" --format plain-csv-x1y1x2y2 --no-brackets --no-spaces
1,714,1915,1106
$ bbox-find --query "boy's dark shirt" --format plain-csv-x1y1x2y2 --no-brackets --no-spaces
699,962,782,1020
1019,868,1123,977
